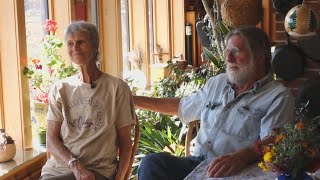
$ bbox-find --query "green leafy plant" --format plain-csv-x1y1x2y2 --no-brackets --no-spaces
37,125,47,133
201,0,229,65
23,19,78,103
24,20,78,136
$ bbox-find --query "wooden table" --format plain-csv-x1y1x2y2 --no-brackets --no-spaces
184,159,320,180
0,149,47,179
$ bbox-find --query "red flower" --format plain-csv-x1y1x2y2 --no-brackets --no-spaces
36,64,42,70
48,67,54,75
44,19,58,33
272,128,280,134
296,121,304,129
34,93,48,103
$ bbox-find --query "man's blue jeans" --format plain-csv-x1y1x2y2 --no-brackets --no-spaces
138,152,205,180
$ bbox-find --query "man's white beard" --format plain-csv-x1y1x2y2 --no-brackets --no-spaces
226,59,256,86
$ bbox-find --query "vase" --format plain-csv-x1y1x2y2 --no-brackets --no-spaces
32,101,49,127
276,172,313,180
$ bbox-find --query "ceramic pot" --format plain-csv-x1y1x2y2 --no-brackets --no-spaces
32,101,48,128
0,144,16,162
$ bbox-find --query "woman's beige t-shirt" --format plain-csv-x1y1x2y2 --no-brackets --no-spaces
41,73,134,179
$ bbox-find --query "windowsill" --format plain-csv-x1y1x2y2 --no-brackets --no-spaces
0,147,46,177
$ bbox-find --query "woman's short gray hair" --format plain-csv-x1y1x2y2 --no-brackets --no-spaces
64,21,100,60
226,26,271,69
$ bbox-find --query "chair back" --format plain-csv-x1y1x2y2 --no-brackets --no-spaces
124,113,140,180
185,120,200,157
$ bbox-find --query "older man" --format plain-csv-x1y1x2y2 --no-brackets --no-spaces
134,26,294,180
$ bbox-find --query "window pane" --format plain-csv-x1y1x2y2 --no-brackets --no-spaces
24,0,48,148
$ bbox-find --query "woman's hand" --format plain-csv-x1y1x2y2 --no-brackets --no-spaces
70,160,95,180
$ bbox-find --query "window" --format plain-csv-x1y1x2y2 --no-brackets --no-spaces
24,0,49,147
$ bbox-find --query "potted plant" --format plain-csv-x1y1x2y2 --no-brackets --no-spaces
24,20,78,144
0,129,16,162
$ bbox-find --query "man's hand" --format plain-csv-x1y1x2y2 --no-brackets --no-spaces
70,160,95,180
207,154,247,177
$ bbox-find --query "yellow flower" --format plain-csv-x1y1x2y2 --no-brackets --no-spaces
258,162,269,171
264,152,273,163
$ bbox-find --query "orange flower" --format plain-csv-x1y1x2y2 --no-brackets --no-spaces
264,146,271,153
307,147,318,158
31,58,40,64
299,142,308,148
275,134,285,144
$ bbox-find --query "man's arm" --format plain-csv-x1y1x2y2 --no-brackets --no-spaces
133,96,180,116
207,136,274,178
115,125,133,180
47,120,95,180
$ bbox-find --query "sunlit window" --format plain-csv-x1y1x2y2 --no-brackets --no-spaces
24,0,49,148
121,0,154,92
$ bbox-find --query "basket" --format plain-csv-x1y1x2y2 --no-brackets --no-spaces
221,0,263,28
0,143,16,162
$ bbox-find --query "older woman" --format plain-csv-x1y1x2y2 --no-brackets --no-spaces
41,21,134,180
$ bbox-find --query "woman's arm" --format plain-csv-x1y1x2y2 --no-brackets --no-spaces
47,120,95,180
133,96,180,116
46,120,74,165
115,125,133,180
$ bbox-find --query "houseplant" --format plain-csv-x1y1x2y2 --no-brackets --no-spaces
24,20,78,143
257,101,320,180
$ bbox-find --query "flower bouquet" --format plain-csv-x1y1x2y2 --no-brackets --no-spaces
257,101,320,180
24,20,78,134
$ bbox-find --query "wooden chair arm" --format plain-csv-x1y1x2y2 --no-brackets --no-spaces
185,120,200,157
124,113,140,180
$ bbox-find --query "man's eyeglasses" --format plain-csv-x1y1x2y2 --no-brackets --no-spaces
223,47,240,58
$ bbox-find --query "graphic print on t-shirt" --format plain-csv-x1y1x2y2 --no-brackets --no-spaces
64,97,105,138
